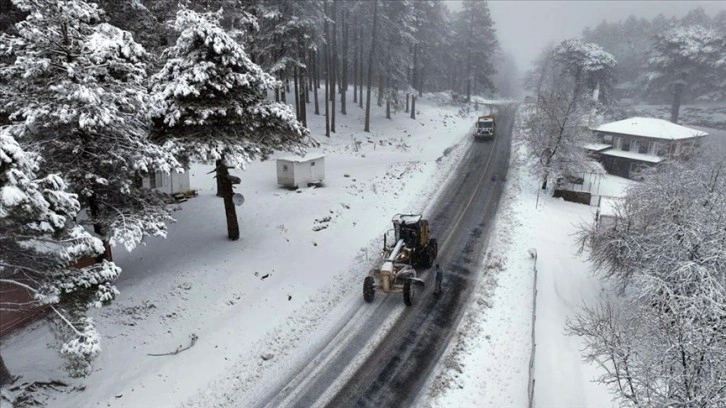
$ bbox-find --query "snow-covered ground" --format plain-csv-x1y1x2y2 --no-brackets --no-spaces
2,92,633,407
0,93,474,406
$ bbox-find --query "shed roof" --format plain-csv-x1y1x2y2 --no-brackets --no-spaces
277,153,326,162
592,117,708,140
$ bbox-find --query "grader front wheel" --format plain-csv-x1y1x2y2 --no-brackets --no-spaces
403,279,415,306
363,276,375,303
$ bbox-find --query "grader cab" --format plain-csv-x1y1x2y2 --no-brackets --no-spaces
363,214,438,306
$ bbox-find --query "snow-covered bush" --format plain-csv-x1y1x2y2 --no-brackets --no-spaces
572,158,726,406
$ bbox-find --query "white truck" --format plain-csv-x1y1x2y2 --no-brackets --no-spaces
474,115,495,141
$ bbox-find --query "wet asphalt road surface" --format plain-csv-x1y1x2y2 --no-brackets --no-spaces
258,104,517,408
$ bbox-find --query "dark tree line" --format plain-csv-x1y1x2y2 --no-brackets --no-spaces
96,0,502,133
580,7,726,123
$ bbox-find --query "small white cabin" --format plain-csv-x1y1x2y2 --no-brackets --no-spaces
276,154,326,189
141,170,191,196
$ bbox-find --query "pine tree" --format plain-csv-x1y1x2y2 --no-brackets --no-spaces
647,24,726,123
151,8,311,241
1,126,121,379
0,0,179,260
454,1,499,101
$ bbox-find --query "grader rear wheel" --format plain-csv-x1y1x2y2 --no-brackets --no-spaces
403,279,415,306
429,239,438,259
363,276,375,302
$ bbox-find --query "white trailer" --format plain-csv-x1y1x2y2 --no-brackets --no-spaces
276,154,326,189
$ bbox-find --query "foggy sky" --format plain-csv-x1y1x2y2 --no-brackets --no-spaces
447,1,726,72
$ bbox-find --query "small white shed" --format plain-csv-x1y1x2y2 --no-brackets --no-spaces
276,154,326,189
141,170,191,196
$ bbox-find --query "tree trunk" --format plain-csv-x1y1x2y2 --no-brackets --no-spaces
412,43,418,93
410,95,416,119
313,50,320,115
298,38,307,127
324,1,330,137
671,74,686,124
377,74,384,107
406,93,409,113
341,7,348,115
359,24,364,109
87,192,113,262
419,65,424,97
364,0,378,133
306,46,313,104
466,52,472,103
0,354,11,387
293,64,300,120
216,160,239,241
330,0,337,133
353,16,358,104
385,72,391,119
215,159,224,196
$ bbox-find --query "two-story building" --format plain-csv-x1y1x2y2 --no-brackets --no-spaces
586,117,708,179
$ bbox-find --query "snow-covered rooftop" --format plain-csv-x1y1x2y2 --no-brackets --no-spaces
600,149,665,163
277,153,326,162
592,117,708,140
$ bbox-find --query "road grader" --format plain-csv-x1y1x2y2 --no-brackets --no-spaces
363,214,438,306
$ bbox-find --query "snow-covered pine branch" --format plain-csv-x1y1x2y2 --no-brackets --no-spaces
0,0,182,257
1,126,121,378
151,7,311,166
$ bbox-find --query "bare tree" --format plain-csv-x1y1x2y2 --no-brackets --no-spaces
571,157,726,407
522,39,616,190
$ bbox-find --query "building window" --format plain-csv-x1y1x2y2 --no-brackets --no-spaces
638,141,649,154
651,142,666,157
631,140,640,154
622,139,630,152
613,136,622,150
311,161,316,167
283,164,288,171
602,134,612,142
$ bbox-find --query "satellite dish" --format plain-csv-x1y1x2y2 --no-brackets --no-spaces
232,193,245,206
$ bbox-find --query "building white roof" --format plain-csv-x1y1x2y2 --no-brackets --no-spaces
277,153,326,162
600,149,665,163
592,117,708,140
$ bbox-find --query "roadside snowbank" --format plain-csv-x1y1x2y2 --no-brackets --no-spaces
421,125,632,408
